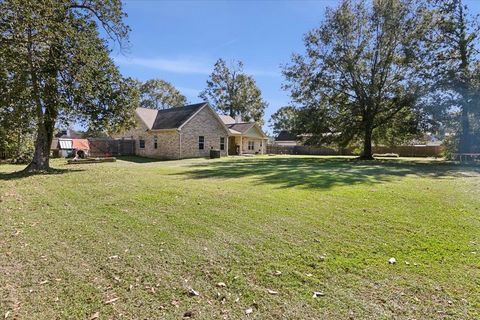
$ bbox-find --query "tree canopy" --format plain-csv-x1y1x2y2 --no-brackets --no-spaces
269,106,298,136
139,79,187,109
422,0,480,153
283,0,428,158
0,0,138,172
199,59,267,124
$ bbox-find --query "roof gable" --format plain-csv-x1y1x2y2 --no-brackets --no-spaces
135,103,207,130
275,130,296,141
228,122,267,138
227,122,255,134
152,103,206,130
219,115,236,124
245,124,267,138
135,107,158,129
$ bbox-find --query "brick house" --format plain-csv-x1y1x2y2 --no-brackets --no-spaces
219,115,268,156
112,102,268,159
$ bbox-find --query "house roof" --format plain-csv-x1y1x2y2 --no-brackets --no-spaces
72,139,90,150
227,122,256,134
218,115,236,124
59,139,73,149
136,103,207,130
275,130,297,141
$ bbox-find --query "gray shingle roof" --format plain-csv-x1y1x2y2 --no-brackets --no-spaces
136,103,207,130
227,122,256,134
275,130,296,141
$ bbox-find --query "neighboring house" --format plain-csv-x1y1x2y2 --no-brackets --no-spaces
273,130,298,146
111,102,268,159
51,128,89,157
51,138,90,158
220,115,268,155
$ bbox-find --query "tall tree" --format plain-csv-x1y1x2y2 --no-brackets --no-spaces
199,58,267,124
0,0,138,172
424,0,480,153
283,0,427,159
269,106,298,136
0,53,36,161
139,79,187,109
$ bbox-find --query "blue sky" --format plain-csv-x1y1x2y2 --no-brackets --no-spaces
112,0,480,134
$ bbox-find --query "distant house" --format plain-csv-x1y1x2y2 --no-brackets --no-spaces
111,102,268,159
51,129,89,157
274,130,298,146
51,138,90,158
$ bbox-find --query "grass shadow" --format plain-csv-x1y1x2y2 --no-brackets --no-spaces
175,156,480,190
0,167,85,181
117,156,168,164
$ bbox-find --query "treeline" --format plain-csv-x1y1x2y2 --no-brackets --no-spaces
272,0,480,159
2,0,479,171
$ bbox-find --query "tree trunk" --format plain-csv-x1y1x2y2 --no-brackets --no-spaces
22,111,55,173
458,106,471,153
359,123,374,160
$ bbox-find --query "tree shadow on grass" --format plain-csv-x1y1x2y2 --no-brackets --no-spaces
0,167,85,181
175,156,480,190
117,156,167,164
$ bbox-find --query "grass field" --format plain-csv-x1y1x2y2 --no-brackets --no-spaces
1,156,479,319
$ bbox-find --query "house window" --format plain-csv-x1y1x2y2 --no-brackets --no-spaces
139,137,145,149
248,140,254,150
153,136,158,149
199,136,204,150
220,137,225,150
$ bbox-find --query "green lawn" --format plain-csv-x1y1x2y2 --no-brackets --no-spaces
1,156,479,319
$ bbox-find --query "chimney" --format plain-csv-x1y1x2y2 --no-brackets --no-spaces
235,115,242,123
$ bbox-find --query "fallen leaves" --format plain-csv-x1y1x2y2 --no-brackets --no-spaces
267,289,278,295
313,291,325,298
388,257,397,264
104,297,119,305
89,311,100,320
187,288,199,297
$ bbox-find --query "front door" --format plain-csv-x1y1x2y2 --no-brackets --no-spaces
228,136,237,155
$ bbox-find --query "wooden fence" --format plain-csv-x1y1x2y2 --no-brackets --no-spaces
267,145,444,158
88,139,135,157
267,145,353,155
372,145,444,157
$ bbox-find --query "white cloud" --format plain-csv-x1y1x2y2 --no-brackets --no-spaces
114,55,280,78
177,86,201,98
114,56,211,75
